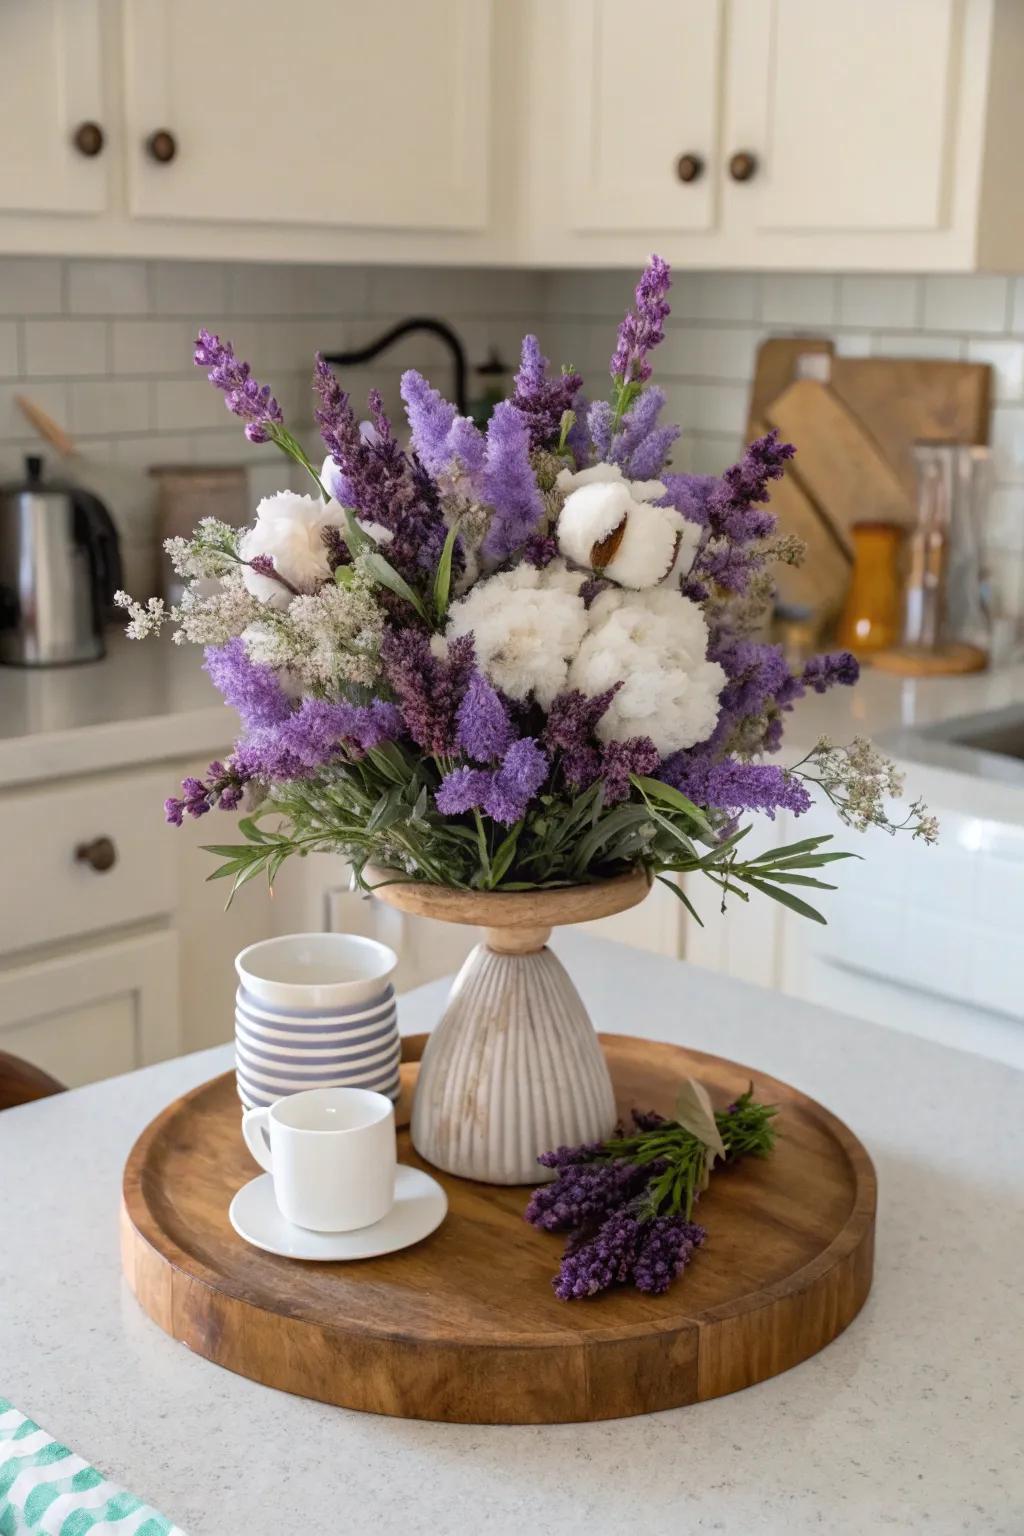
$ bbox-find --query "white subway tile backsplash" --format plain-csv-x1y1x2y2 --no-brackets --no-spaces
112,319,194,376
151,261,228,317
154,377,234,433
760,275,838,327
671,273,758,323
986,486,1024,555
0,258,62,316
228,263,369,318
839,276,920,330
922,275,1009,334
69,380,152,437
0,322,18,378
658,325,763,382
966,339,1024,402
871,332,965,360
989,406,1024,483
23,319,107,377
541,270,635,319
67,261,149,316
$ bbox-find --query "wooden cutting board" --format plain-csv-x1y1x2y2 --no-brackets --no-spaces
122,1033,875,1424
766,378,915,553
750,414,851,618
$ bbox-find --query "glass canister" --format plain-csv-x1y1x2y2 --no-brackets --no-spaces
835,521,904,654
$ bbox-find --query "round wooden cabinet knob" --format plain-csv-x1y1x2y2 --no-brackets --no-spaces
72,121,105,158
728,150,759,183
675,153,704,184
75,836,118,874
146,129,177,164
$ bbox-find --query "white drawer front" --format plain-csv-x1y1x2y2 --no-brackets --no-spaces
0,929,180,1085
0,768,176,955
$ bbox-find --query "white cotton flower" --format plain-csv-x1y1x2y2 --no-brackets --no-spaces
239,491,345,608
441,560,588,706
569,587,726,754
555,459,695,590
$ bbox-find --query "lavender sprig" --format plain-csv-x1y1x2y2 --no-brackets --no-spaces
609,254,672,429
527,1086,777,1301
194,330,324,493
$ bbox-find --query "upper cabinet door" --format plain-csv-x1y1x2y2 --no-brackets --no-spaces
728,0,963,233
568,0,724,233
0,0,107,215
122,0,492,230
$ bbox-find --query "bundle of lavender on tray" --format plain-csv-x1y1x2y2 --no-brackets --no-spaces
527,1081,778,1300
115,254,936,915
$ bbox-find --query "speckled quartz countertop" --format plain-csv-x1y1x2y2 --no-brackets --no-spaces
0,631,231,789
1,933,1020,1536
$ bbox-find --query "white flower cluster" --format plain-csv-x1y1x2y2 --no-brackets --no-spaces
115,592,167,639
245,577,383,692
569,588,726,753
555,462,700,590
239,491,346,607
171,572,264,645
441,561,725,754
441,561,588,707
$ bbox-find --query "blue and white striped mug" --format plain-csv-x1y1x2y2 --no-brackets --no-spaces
234,933,400,1111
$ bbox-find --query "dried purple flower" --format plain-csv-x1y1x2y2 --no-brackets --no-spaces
632,1217,706,1295
522,532,559,568
609,254,672,387
164,757,252,825
542,687,620,790
658,753,813,819
380,629,474,756
203,638,292,731
610,388,679,481
599,737,660,805
525,1161,648,1233
480,402,546,560
801,651,860,693
194,329,282,444
510,335,583,450
483,737,548,824
456,670,516,764
400,369,484,480
553,1209,643,1300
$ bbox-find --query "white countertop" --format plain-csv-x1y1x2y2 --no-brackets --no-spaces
0,631,232,789
1,932,1020,1536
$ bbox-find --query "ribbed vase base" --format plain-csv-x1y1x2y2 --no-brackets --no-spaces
410,941,617,1185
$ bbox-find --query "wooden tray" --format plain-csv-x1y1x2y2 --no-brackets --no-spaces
121,1034,876,1424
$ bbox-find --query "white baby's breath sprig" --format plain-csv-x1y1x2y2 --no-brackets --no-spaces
115,591,168,639
796,735,939,843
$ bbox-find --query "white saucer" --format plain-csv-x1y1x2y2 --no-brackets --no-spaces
229,1165,447,1261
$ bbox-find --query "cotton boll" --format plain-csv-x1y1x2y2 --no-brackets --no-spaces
628,479,667,503
239,491,345,607
601,501,685,589
555,462,625,495
664,517,702,585
443,560,588,706
557,481,633,568
569,587,725,754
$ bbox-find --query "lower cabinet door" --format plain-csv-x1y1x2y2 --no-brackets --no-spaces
0,930,180,1087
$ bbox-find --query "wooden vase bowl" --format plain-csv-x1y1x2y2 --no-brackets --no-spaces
364,865,651,953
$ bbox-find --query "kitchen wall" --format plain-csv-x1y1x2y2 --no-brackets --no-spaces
539,269,1024,635
2,258,1024,631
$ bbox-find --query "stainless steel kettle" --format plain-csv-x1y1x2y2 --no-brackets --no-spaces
0,456,122,666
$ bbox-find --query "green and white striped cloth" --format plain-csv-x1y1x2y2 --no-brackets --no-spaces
0,1400,185,1536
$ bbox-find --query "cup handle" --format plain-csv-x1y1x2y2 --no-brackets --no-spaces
242,1107,273,1173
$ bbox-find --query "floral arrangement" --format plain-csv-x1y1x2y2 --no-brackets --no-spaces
118,255,936,917
527,1079,777,1299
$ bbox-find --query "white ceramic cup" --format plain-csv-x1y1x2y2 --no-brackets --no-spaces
241,1086,397,1232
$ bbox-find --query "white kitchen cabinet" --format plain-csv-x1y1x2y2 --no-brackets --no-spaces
0,930,179,1087
121,0,491,232
0,0,108,216
525,0,1024,271
568,0,723,235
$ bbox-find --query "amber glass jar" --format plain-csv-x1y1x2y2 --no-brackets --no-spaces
835,521,903,654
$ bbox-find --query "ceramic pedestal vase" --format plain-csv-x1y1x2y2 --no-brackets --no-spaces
367,867,650,1184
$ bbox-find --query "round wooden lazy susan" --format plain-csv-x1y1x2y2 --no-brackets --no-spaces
121,1034,876,1425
